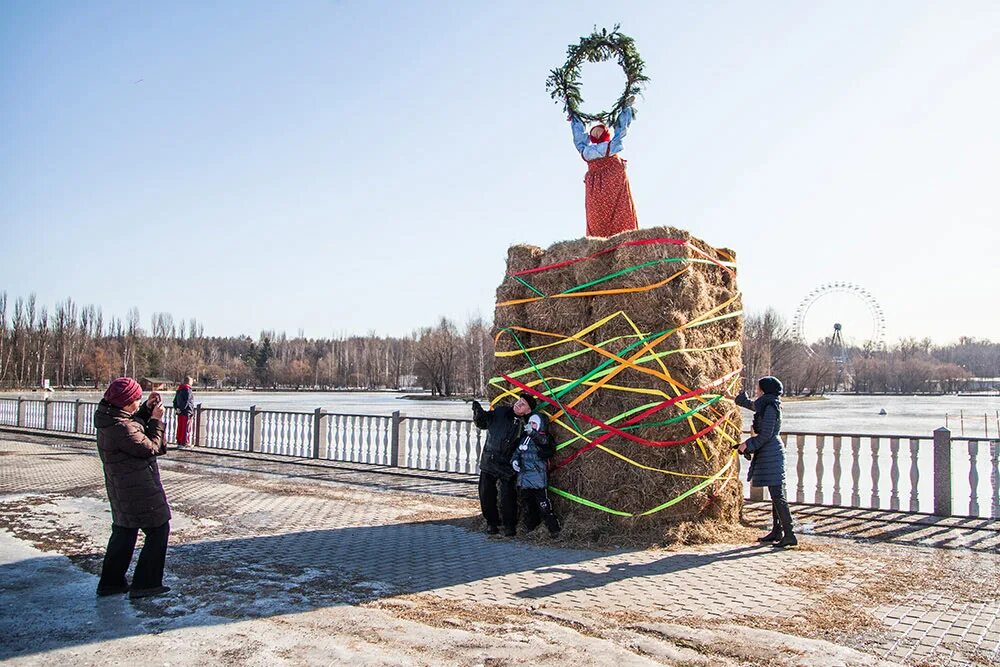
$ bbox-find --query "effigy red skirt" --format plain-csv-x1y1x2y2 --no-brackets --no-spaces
584,155,639,238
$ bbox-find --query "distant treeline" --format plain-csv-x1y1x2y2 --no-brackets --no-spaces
1,293,997,396
743,309,999,395
0,292,490,396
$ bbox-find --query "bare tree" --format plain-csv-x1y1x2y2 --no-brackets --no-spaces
742,308,796,385
463,316,492,397
413,318,461,396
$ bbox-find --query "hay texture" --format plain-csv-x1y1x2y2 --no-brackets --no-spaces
492,226,744,542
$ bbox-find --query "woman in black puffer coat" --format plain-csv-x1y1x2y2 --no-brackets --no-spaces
732,376,796,548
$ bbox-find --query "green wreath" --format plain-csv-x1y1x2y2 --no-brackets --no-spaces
546,25,649,127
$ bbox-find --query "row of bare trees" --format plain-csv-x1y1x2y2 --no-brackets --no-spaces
2,293,996,395
0,292,494,395
741,308,994,394
0,294,143,390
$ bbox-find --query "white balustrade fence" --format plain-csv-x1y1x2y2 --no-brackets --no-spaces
770,433,934,512
324,413,393,465
0,398,19,426
23,400,45,429
200,408,249,451
959,437,1000,519
1,397,179,443
48,401,75,432
260,410,313,457
403,417,483,474
3,397,998,519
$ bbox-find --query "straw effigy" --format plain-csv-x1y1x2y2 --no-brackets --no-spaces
491,226,745,543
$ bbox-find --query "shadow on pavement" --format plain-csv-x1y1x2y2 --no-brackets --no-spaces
743,502,1000,553
0,517,785,660
516,545,767,599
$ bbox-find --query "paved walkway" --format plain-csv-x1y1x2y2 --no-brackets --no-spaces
1,431,998,666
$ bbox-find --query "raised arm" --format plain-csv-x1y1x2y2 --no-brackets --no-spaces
570,115,590,154
131,400,167,454
608,106,633,154
472,401,493,429
734,390,755,411
112,419,166,458
133,400,153,422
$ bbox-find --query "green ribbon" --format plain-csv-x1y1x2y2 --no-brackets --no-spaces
547,455,736,517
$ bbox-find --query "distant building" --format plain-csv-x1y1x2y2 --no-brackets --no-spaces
139,377,173,392
397,375,421,391
964,377,1000,392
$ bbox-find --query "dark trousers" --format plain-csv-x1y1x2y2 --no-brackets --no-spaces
767,484,794,535
478,471,518,532
521,488,561,534
98,522,170,591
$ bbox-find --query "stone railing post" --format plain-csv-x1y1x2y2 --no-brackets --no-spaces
248,405,261,453
990,439,1000,520
43,398,54,430
933,426,952,516
312,408,327,459
194,403,205,447
16,397,25,427
390,411,406,467
74,399,85,433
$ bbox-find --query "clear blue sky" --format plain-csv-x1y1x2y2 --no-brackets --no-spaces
2,1,998,343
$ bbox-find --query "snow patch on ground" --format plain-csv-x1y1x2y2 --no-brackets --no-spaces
13,494,211,540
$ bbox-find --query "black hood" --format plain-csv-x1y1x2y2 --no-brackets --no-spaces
757,376,783,396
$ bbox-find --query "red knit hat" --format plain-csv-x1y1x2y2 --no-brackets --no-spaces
104,377,142,408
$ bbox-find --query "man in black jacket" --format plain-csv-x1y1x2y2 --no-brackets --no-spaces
472,393,535,536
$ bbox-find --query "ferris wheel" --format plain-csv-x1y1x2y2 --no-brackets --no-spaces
791,282,886,347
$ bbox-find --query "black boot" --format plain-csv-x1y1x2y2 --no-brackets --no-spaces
757,528,783,543
773,494,796,548
757,500,782,542
774,533,798,548
538,494,561,537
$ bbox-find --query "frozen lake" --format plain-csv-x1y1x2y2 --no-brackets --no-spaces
5,390,999,438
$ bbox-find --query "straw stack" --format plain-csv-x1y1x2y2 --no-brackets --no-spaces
492,226,745,542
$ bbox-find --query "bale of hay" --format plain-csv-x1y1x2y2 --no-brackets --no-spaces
491,226,744,543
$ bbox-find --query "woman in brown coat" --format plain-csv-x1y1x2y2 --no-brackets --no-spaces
94,377,172,599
